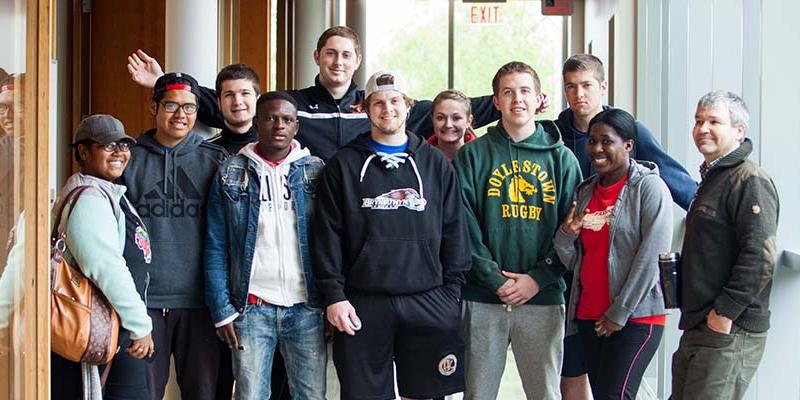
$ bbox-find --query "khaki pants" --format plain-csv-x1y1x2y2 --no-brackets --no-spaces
671,323,768,400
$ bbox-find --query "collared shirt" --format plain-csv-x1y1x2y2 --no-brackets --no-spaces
699,145,740,180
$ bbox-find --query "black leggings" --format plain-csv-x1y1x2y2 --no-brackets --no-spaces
577,320,663,400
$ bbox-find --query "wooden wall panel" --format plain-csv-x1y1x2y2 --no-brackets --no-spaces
89,0,165,137
238,0,271,91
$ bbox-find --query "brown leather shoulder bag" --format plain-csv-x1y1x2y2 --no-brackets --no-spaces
50,186,120,365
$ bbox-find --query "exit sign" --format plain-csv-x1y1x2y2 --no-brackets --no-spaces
469,5,502,24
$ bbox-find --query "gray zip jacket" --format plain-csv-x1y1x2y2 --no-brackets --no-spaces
554,159,673,335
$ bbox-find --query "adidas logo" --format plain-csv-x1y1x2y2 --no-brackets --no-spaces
136,198,203,218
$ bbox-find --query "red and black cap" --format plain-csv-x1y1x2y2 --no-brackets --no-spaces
0,73,22,94
152,72,200,101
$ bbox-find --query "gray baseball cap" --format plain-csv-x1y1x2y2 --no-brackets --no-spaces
73,114,136,145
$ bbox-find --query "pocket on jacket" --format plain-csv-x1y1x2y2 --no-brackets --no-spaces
348,238,441,293
222,185,248,203
692,204,719,221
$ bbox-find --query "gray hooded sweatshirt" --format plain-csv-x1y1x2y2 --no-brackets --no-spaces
554,159,673,335
120,129,227,308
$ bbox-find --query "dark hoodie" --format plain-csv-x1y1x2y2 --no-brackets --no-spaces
311,132,471,306
120,130,227,308
453,121,583,305
556,106,697,210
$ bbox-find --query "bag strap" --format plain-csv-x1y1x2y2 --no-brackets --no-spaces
51,186,92,243
100,358,114,388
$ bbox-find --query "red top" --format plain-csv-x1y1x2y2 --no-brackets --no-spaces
577,176,665,326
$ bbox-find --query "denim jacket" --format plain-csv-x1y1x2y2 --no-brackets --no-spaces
204,151,324,325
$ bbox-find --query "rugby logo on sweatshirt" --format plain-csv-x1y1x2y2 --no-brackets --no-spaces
486,160,557,221
361,188,427,211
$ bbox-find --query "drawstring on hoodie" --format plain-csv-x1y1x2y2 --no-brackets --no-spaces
359,154,378,182
162,152,169,197
172,152,178,200
375,151,409,169
408,156,424,198
358,151,425,199
161,150,179,200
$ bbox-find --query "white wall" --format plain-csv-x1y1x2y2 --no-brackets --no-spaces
635,0,800,398
578,0,800,397
575,0,637,119
164,0,218,139
756,0,800,397
0,1,25,73
295,0,329,88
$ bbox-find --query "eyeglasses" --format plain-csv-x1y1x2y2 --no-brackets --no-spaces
98,141,133,153
262,115,297,125
160,101,198,115
0,103,23,116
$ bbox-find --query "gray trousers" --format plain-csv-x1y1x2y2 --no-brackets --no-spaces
671,323,768,400
461,301,564,400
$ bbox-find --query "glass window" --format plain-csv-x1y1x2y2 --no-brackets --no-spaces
454,0,563,122
366,0,449,101
0,0,30,398
366,0,564,137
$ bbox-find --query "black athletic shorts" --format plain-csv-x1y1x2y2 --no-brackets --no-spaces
333,287,465,400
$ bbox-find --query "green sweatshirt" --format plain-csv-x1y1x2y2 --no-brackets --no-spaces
453,121,582,305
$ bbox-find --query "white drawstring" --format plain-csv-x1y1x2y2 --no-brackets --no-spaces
376,151,409,169
408,156,424,199
359,154,378,182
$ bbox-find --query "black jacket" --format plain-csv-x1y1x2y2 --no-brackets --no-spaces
680,139,779,332
120,130,227,308
311,132,471,305
197,76,500,160
207,125,258,155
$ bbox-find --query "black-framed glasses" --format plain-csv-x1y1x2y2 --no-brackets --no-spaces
98,141,133,153
0,103,23,116
160,101,198,115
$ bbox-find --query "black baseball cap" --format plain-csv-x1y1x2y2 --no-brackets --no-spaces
152,72,201,101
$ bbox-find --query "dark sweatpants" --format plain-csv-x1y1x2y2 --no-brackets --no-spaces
146,307,233,400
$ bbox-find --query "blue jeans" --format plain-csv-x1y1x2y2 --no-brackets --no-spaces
232,302,326,400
